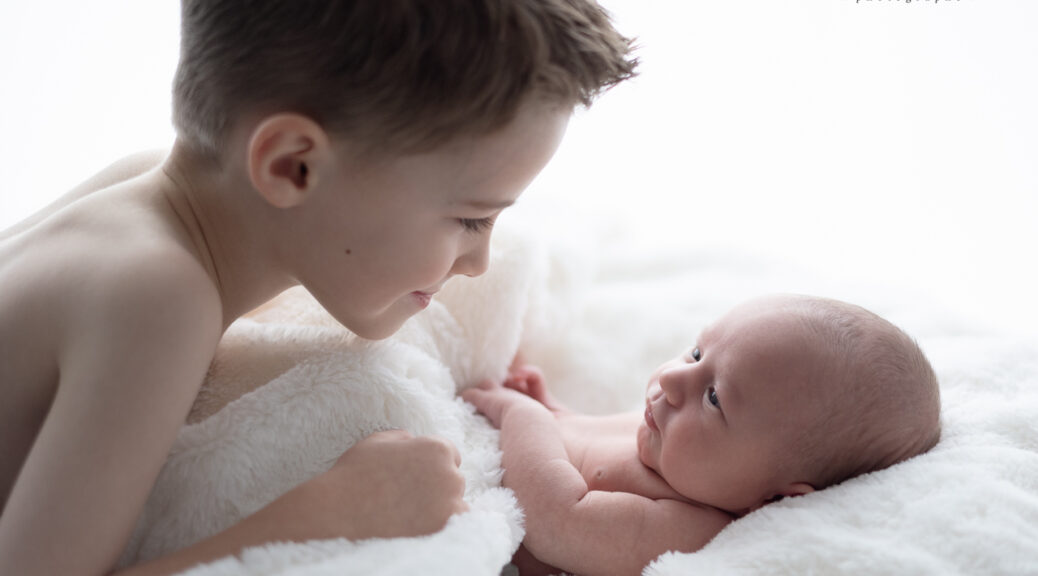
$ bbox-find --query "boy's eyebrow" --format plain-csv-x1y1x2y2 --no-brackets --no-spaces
461,199,516,210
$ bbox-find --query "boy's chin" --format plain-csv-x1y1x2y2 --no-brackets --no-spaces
335,310,411,341
347,318,408,341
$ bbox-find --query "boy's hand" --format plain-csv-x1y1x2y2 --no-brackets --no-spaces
323,429,469,538
115,431,468,575
250,430,469,543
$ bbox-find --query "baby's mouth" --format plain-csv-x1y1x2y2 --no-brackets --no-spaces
644,401,659,432
645,383,664,430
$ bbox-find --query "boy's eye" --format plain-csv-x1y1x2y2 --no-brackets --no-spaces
459,217,495,233
690,347,701,362
707,386,720,408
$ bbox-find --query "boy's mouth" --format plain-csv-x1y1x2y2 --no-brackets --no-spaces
411,291,436,308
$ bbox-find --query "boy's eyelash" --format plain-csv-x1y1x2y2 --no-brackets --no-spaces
460,217,495,233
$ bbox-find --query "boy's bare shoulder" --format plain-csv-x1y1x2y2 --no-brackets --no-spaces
0,177,223,389
0,149,167,243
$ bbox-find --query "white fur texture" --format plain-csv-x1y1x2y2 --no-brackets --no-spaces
120,226,1038,575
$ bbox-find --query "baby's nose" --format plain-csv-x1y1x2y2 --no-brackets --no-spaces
647,381,664,403
658,367,689,405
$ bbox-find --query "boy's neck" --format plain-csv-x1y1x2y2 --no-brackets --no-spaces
159,142,298,328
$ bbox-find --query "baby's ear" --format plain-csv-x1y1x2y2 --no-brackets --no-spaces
775,482,815,501
754,482,816,511
246,113,331,209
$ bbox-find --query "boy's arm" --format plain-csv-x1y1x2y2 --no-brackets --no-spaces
116,430,468,576
0,253,224,575
463,386,730,576
0,255,469,576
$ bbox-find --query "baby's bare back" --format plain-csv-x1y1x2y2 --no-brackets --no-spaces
0,152,225,573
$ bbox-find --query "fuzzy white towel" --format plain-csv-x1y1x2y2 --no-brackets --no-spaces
118,228,546,574
119,226,1038,575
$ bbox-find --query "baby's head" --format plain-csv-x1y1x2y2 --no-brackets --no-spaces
172,0,637,163
638,294,941,516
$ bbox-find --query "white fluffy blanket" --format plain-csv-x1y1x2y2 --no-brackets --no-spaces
119,227,1038,576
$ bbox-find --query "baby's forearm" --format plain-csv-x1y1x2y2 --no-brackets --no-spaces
498,405,589,557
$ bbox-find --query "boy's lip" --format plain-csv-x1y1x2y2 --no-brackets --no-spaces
411,290,436,308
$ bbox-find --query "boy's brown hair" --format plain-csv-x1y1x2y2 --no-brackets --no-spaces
173,0,637,162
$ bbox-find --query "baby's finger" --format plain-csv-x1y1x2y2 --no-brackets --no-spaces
477,379,499,390
464,380,494,394
503,377,529,395
460,388,506,426
461,388,493,412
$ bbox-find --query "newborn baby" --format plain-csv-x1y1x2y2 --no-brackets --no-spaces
464,294,942,576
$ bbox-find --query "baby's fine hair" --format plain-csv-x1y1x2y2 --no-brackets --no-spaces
173,0,637,161
786,296,942,490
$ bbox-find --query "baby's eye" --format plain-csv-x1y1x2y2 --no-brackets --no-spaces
690,347,701,362
707,386,720,408
459,217,495,234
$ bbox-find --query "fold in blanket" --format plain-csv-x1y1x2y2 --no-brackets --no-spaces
120,228,1038,575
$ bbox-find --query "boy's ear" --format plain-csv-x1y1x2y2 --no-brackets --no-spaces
246,113,332,209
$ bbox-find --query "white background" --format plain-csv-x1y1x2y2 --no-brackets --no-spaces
1,0,1035,337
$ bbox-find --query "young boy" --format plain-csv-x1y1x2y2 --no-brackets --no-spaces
0,2,636,575
464,294,942,576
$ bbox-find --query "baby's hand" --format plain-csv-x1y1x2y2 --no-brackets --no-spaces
503,364,566,412
462,382,543,429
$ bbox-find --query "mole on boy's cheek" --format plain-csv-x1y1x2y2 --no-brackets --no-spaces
345,248,352,255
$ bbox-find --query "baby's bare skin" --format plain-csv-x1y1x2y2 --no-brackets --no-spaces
463,370,731,576
559,412,691,502
468,298,942,576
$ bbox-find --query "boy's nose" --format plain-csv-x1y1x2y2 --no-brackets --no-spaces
451,235,491,278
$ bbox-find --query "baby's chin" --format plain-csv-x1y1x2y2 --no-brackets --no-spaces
634,421,657,471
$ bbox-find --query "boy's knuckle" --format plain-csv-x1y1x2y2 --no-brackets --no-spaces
425,435,455,454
